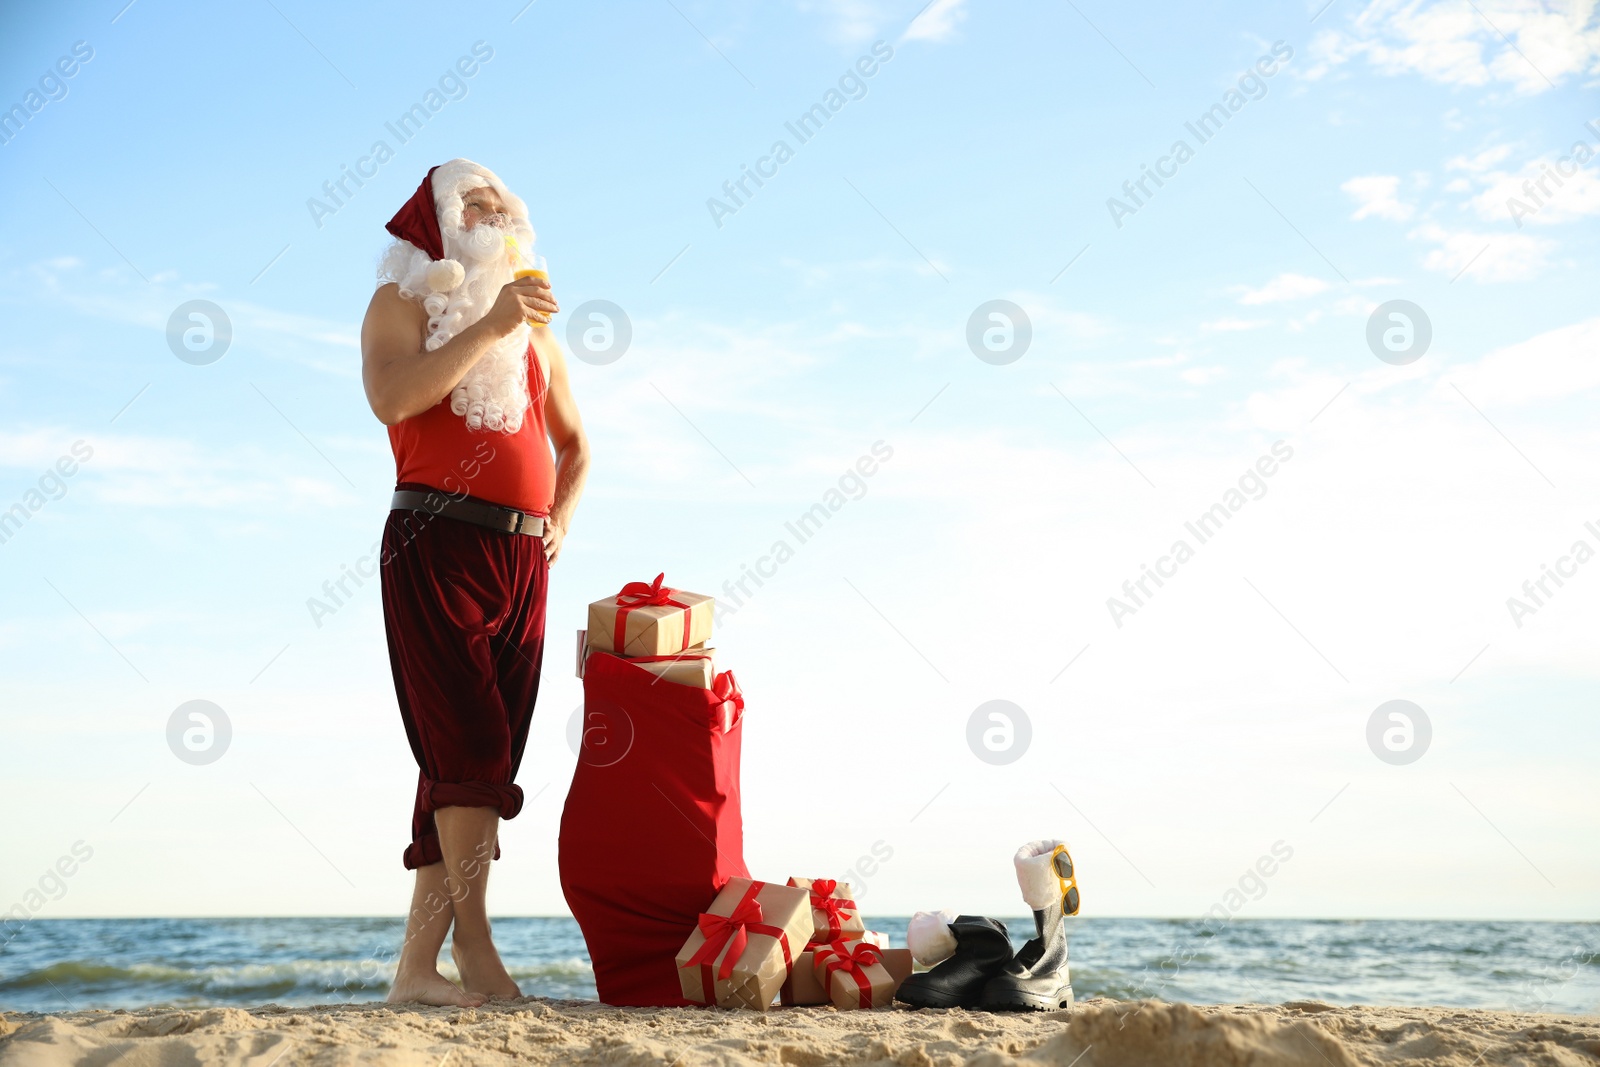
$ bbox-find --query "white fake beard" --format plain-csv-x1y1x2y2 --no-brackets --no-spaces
432,220,531,434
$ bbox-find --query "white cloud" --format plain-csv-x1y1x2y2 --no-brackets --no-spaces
801,0,971,44
1466,156,1600,225
1448,144,1515,172
799,0,881,44
1305,0,1600,94
905,0,968,41
1236,272,1331,304
0,429,351,511
1409,222,1554,281
1200,318,1271,332
1342,174,1415,220
1446,316,1600,405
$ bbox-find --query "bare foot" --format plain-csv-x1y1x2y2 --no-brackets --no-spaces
452,939,522,999
387,966,487,1007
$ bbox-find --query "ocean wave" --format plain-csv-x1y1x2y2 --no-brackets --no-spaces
3,960,387,997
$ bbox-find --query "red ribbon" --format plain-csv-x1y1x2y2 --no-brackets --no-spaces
804,880,857,943
687,893,764,982
813,939,884,1010
712,671,744,733
611,572,693,653
685,880,794,1004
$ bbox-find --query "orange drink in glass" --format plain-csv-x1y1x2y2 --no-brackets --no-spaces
513,253,550,324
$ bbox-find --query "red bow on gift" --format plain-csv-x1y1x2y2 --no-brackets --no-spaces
687,896,766,981
612,573,691,651
615,572,680,608
814,938,884,1009
808,880,857,939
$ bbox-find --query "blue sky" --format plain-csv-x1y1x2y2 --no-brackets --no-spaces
2,0,1598,922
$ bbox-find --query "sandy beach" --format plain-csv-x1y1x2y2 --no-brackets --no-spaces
3,997,1598,1067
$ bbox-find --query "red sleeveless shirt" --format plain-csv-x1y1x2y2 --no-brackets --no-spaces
388,341,556,515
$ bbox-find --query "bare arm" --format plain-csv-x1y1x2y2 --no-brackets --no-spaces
360,278,559,425
535,326,590,564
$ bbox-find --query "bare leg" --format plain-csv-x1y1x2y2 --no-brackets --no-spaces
388,862,487,1006
436,805,521,999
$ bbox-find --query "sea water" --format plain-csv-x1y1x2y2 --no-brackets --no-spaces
1,918,1595,1015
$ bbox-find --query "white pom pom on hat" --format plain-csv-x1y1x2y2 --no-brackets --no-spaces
426,258,465,292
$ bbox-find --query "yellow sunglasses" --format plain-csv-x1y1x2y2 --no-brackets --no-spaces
1051,844,1081,916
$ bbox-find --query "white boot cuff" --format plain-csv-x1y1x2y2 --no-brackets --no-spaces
1014,839,1069,911
906,908,958,966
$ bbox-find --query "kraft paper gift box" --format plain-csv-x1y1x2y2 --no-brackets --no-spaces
786,877,866,945
576,629,709,679
777,931,897,1007
587,573,714,657
809,940,912,1010
585,647,717,689
675,877,811,1011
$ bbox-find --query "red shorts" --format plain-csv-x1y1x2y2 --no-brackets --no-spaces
380,484,549,870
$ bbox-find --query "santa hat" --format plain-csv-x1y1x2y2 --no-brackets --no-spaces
385,166,445,258
382,158,535,296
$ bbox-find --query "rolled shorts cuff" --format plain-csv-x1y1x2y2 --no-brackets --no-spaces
421,778,524,820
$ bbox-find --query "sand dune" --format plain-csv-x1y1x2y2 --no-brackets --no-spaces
3,997,1598,1066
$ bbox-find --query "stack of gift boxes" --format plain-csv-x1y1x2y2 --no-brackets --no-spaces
577,572,718,687
675,875,913,1010
774,877,914,1009
577,574,915,1010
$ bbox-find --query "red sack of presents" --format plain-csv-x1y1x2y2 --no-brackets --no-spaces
558,650,748,1006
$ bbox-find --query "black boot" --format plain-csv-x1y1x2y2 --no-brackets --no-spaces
981,840,1078,1011
894,915,1015,1009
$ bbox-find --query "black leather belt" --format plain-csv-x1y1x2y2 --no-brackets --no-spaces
391,490,546,537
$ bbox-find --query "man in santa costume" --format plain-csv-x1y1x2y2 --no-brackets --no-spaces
361,158,589,1006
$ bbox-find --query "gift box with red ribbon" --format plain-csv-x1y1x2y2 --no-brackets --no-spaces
674,877,811,1010
810,939,912,1010
581,642,717,689
587,573,714,658
777,931,898,1006
786,877,866,945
